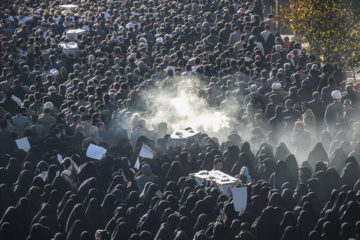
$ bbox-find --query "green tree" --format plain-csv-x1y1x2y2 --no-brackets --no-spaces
279,0,360,79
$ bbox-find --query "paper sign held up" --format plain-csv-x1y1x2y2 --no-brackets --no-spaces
15,137,31,152
232,187,247,212
57,154,62,165
86,144,107,160
139,143,154,159
134,157,140,170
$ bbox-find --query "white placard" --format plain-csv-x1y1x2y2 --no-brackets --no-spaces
134,157,140,170
57,154,63,164
86,144,107,160
232,187,247,212
139,143,154,159
15,137,31,152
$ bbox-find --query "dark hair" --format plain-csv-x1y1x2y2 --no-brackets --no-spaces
214,158,223,165
50,128,60,137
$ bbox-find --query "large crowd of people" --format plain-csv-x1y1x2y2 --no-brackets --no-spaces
0,0,360,239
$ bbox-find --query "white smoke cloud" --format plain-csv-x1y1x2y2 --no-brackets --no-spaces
143,77,235,142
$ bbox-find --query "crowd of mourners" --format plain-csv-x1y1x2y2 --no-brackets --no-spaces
0,0,360,239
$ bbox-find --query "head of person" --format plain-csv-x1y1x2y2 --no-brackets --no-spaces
343,99,352,110
214,158,223,171
331,90,341,102
301,102,310,113
89,126,99,137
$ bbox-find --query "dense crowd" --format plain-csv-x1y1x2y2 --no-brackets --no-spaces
0,0,360,239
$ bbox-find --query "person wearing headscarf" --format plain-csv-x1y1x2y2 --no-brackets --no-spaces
223,145,240,175
155,222,174,240
236,222,256,239
235,166,252,185
165,161,184,184
231,152,254,177
135,164,160,192
179,151,195,177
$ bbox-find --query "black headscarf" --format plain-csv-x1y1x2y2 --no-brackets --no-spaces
154,222,174,240
306,143,329,170
82,188,99,208
340,222,357,240
340,162,360,189
31,203,59,232
127,207,140,231
47,190,62,209
268,192,285,211
284,154,298,188
167,214,180,231
67,220,88,240
339,201,360,227
0,206,26,240
260,158,276,182
0,222,21,240
111,222,132,240
16,169,34,193
77,177,103,203
200,152,214,171
281,189,296,211
231,152,253,177
6,157,21,185
297,210,317,240
279,211,297,237
329,147,348,173
298,166,312,184
141,183,160,209
194,214,210,232
65,203,92,234
164,180,180,198
223,145,240,175
252,207,278,240
126,191,141,208
177,216,194,239
102,194,118,219
211,222,228,240
165,161,183,185
16,197,35,232
27,223,53,240
85,198,108,231
26,186,42,212
270,160,289,190
44,165,59,185
0,184,19,217
174,230,190,240
0,167,11,186
58,199,76,232
32,176,45,191
275,142,291,161
179,151,194,177
138,209,162,237
321,221,340,240
280,226,299,240
230,219,241,237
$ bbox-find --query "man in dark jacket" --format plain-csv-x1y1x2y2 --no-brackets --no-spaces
283,99,302,121
187,27,200,46
264,93,281,120
321,77,339,106
309,91,326,134
268,105,285,137
218,23,232,45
